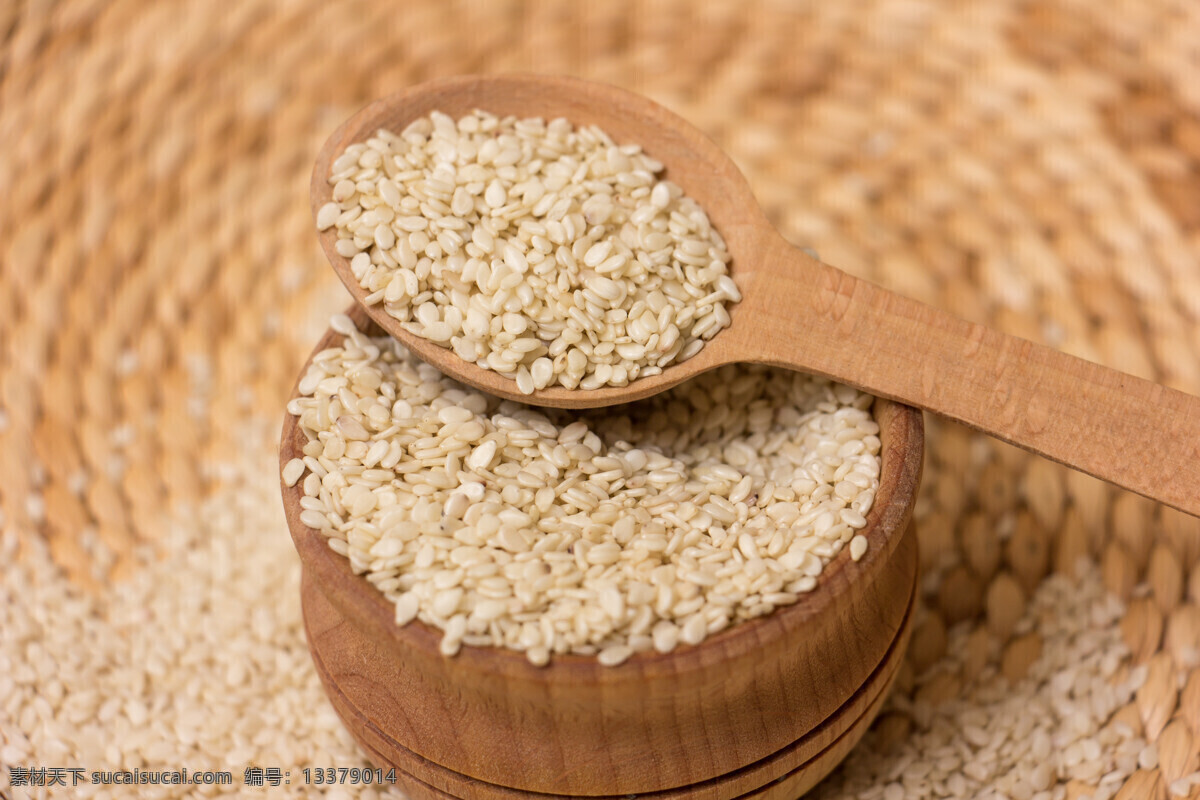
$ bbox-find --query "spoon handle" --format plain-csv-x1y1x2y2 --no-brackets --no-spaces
750,241,1200,518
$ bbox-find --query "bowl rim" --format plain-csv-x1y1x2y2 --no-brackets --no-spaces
281,304,924,684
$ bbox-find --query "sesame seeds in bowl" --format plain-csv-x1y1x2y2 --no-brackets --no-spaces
280,303,924,798
284,308,887,668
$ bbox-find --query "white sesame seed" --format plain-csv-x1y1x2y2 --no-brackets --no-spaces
515,365,535,395
597,644,634,667
281,458,306,488
394,592,420,626
849,534,868,562
316,201,340,230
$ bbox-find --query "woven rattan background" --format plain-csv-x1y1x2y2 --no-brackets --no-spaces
3,0,1200,797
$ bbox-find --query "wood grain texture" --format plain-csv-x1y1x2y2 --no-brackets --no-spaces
744,241,1200,520
280,307,924,797
312,74,1200,517
300,546,915,800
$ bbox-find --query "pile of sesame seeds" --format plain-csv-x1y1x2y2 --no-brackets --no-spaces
0,422,390,800
283,314,881,666
315,110,740,395
816,564,1200,800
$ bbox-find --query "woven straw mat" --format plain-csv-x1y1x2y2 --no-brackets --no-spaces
3,0,1200,797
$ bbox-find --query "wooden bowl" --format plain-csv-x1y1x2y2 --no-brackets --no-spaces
281,305,924,799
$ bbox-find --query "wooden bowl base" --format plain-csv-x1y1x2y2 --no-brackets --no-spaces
300,550,916,800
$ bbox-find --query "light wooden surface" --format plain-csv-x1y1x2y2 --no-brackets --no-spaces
313,75,1200,518
280,307,924,798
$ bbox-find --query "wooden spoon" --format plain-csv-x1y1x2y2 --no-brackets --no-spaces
313,74,1200,518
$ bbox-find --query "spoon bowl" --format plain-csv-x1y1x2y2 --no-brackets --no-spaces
312,74,771,408
281,304,925,799
314,74,1200,517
